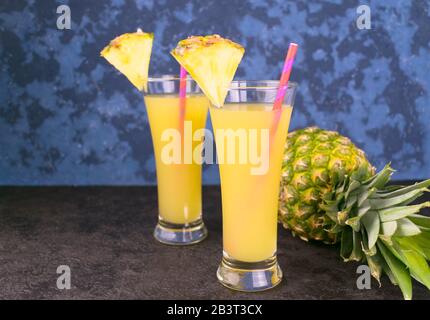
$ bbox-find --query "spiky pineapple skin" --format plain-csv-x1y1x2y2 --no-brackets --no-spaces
279,127,375,244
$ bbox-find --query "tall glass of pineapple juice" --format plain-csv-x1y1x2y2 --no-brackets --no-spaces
210,80,297,291
144,76,209,245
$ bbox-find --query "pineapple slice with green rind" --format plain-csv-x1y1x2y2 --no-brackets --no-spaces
101,30,153,91
171,35,244,107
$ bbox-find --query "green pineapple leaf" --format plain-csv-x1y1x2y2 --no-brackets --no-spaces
326,223,344,234
357,201,371,217
345,180,361,199
358,187,376,207
370,188,428,209
340,227,353,261
348,230,363,262
406,232,430,260
351,164,373,182
391,239,430,290
361,210,380,249
345,216,361,232
377,180,430,198
361,230,377,256
365,251,384,285
345,194,358,209
396,236,430,261
409,214,430,229
366,164,394,189
378,202,430,222
381,221,397,237
393,218,421,237
377,241,412,300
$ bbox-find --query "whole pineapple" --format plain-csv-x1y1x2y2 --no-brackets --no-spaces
279,127,430,299
279,127,375,244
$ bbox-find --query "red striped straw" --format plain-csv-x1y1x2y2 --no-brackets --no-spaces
273,43,298,110
179,66,187,138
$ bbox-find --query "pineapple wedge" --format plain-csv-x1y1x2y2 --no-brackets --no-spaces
101,29,153,91
171,35,244,107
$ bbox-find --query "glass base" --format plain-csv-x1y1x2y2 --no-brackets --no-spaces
217,254,282,292
153,218,207,245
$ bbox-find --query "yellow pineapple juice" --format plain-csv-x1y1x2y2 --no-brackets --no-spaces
144,95,209,225
210,104,293,262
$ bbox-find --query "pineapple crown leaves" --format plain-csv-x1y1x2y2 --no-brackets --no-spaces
323,163,430,300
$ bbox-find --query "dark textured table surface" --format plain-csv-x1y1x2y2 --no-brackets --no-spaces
0,186,429,300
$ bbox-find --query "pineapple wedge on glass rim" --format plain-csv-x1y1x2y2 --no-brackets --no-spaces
100,29,153,91
171,34,245,107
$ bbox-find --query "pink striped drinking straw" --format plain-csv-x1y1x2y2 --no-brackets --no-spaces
273,43,298,110
179,66,187,139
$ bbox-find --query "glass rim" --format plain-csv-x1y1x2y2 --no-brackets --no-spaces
228,80,298,90
147,74,195,82
147,76,298,89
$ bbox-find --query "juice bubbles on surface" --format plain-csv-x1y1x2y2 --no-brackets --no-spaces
144,95,209,225
210,103,293,262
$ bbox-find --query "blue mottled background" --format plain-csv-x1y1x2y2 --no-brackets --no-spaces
0,0,429,185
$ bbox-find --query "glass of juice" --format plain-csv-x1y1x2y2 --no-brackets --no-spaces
210,80,297,291
144,75,210,245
